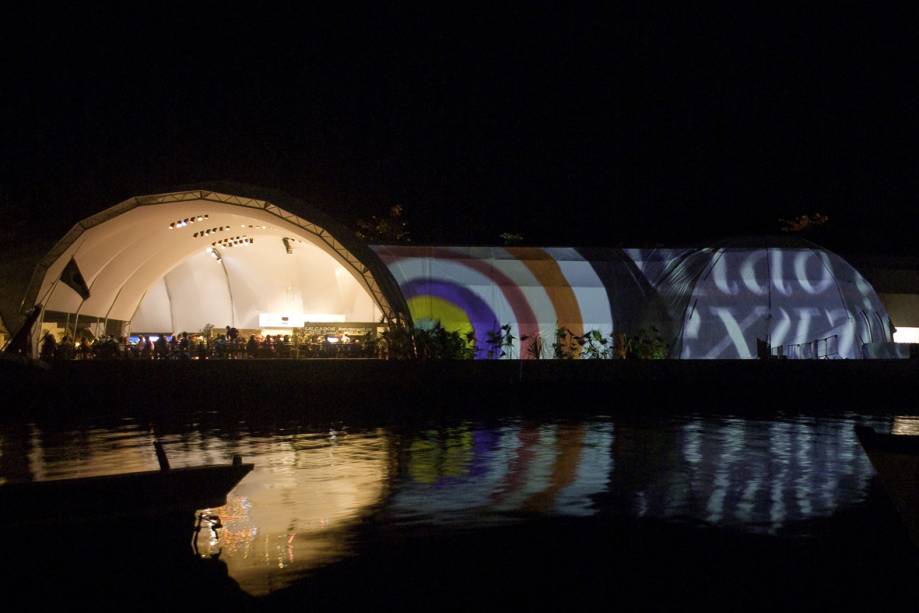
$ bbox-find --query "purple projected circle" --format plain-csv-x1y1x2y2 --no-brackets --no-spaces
400,279,500,359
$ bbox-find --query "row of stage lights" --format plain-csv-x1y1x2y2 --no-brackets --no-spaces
211,236,254,248
169,214,209,229
193,225,268,238
193,226,230,238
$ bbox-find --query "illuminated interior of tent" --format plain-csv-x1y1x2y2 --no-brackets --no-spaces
32,192,393,341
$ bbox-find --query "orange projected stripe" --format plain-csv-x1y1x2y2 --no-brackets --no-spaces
506,247,584,340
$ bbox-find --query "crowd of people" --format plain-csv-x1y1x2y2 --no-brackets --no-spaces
38,326,379,361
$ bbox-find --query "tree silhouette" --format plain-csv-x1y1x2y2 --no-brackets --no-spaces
355,205,411,243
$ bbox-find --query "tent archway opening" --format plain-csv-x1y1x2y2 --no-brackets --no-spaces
27,189,407,342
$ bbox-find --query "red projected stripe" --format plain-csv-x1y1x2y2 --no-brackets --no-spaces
379,246,540,357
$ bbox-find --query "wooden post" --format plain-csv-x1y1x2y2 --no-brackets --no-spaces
153,441,171,471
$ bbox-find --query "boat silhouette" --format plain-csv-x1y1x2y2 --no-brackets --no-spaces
0,442,253,527
855,425,919,547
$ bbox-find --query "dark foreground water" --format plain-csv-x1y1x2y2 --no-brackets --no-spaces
2,410,918,610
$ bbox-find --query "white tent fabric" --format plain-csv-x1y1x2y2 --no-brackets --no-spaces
375,241,893,360
33,192,387,334
648,241,894,359
131,238,378,332
29,189,892,360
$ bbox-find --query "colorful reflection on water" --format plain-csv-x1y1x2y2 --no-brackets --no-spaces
0,413,901,595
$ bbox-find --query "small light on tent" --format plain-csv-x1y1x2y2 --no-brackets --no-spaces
282,237,293,254
169,223,175,229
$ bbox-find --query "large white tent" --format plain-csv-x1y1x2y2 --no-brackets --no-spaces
21,186,895,360
24,185,409,339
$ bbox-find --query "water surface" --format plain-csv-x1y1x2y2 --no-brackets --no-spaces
1,411,911,597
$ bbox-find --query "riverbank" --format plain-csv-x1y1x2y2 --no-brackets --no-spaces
4,358,918,418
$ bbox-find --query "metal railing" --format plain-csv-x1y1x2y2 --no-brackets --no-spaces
771,334,839,359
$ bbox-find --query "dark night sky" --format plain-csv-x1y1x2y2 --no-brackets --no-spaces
3,6,918,253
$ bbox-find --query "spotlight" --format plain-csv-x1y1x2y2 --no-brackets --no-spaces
283,237,293,254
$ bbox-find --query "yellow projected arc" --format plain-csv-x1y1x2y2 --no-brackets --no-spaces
406,295,474,337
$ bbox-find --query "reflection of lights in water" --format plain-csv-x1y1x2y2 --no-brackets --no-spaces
393,422,612,519
195,431,389,596
3,416,883,596
892,416,919,436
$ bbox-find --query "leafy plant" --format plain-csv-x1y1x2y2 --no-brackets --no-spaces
612,331,630,359
380,319,475,360
580,329,611,359
524,332,546,359
201,323,215,341
485,327,504,359
552,326,579,359
779,211,828,233
380,318,417,360
355,204,411,243
415,323,474,360
500,324,516,359
628,326,669,359
465,329,479,359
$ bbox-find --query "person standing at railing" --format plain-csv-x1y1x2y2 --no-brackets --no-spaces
154,335,168,359
39,332,57,362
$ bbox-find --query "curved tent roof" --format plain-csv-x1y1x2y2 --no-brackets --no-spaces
376,238,892,359
373,245,664,358
24,186,891,360
25,184,410,328
649,237,893,358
